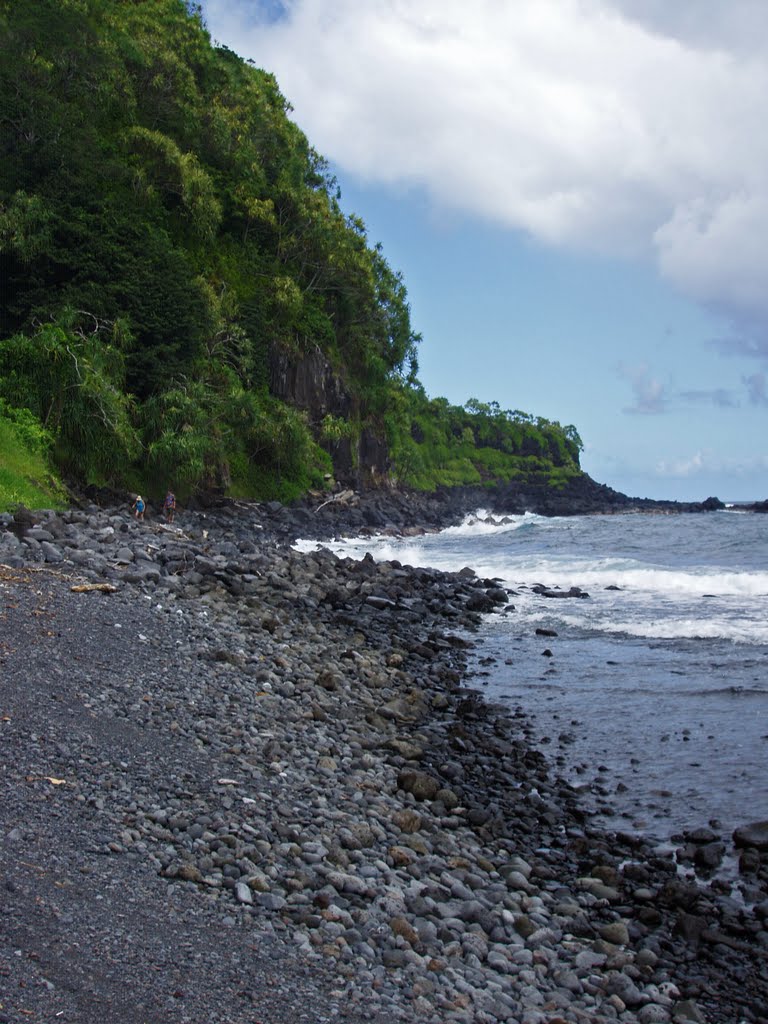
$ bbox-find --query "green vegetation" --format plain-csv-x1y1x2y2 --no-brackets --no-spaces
0,400,67,510
388,394,582,491
0,0,584,505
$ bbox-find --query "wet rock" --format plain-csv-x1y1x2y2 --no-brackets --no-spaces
532,585,590,599
693,842,725,870
465,590,496,613
674,912,709,945
733,820,768,850
739,847,761,874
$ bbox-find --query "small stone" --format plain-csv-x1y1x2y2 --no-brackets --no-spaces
397,771,440,801
235,881,253,905
387,738,424,760
177,864,203,883
672,999,707,1023
258,893,286,911
574,949,607,970
435,787,460,810
390,916,420,946
599,921,630,945
392,809,422,833
637,1005,671,1024
388,845,415,867
514,915,537,939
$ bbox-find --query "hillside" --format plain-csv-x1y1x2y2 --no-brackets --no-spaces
0,0,583,507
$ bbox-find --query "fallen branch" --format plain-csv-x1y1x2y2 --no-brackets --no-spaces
314,489,355,513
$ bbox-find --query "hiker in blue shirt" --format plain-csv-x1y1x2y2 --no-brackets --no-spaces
132,494,145,520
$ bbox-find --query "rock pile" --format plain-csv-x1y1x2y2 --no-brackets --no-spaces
1,502,766,1023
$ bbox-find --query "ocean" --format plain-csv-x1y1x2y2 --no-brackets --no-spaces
297,509,768,843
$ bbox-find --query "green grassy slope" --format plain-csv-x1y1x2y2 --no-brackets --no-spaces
0,414,66,512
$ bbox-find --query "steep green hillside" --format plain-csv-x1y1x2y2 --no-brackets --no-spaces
0,401,66,511
0,0,582,501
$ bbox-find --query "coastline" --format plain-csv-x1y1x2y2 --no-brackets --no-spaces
1,499,767,1024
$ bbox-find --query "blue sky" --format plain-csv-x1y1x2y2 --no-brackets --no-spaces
201,0,768,501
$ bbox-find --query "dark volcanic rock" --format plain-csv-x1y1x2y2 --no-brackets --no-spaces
733,821,768,850
532,584,590,599
2,496,766,1024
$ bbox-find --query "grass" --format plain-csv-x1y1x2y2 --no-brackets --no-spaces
0,416,67,512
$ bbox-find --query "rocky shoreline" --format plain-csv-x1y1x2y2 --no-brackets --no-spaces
1,497,767,1024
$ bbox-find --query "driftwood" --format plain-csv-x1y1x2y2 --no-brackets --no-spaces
314,489,355,513
70,583,118,594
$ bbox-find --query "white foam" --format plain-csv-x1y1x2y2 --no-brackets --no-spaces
295,508,768,646
293,538,329,553
296,527,768,601
438,509,546,538
294,508,543,556
602,616,768,643
503,561,768,599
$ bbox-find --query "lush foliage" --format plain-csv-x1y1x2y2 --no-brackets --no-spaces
0,399,66,511
388,393,582,491
0,311,140,483
0,0,582,501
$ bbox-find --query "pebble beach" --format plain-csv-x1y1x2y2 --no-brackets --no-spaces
1,496,767,1024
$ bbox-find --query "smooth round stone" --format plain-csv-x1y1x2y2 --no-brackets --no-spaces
599,921,630,945
633,887,656,901
637,1005,672,1024
235,881,253,904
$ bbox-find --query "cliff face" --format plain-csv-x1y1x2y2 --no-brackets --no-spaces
269,345,352,421
268,344,390,486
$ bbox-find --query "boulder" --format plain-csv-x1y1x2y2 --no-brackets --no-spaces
733,820,768,850
465,590,495,613
693,842,725,870
41,541,64,563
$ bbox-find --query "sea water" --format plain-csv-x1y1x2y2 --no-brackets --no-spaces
297,509,768,841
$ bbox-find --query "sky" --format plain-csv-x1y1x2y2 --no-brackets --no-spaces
201,0,768,501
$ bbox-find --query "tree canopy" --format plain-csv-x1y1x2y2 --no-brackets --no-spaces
0,0,582,504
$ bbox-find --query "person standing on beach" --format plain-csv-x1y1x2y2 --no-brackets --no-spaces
163,488,176,523
132,494,145,520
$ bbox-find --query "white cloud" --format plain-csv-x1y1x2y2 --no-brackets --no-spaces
617,362,668,414
656,450,706,477
655,193,768,314
656,449,768,478
203,0,768,323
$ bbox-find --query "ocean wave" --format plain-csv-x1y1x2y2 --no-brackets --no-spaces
525,610,768,645
493,560,768,599
299,510,768,645
440,509,545,537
